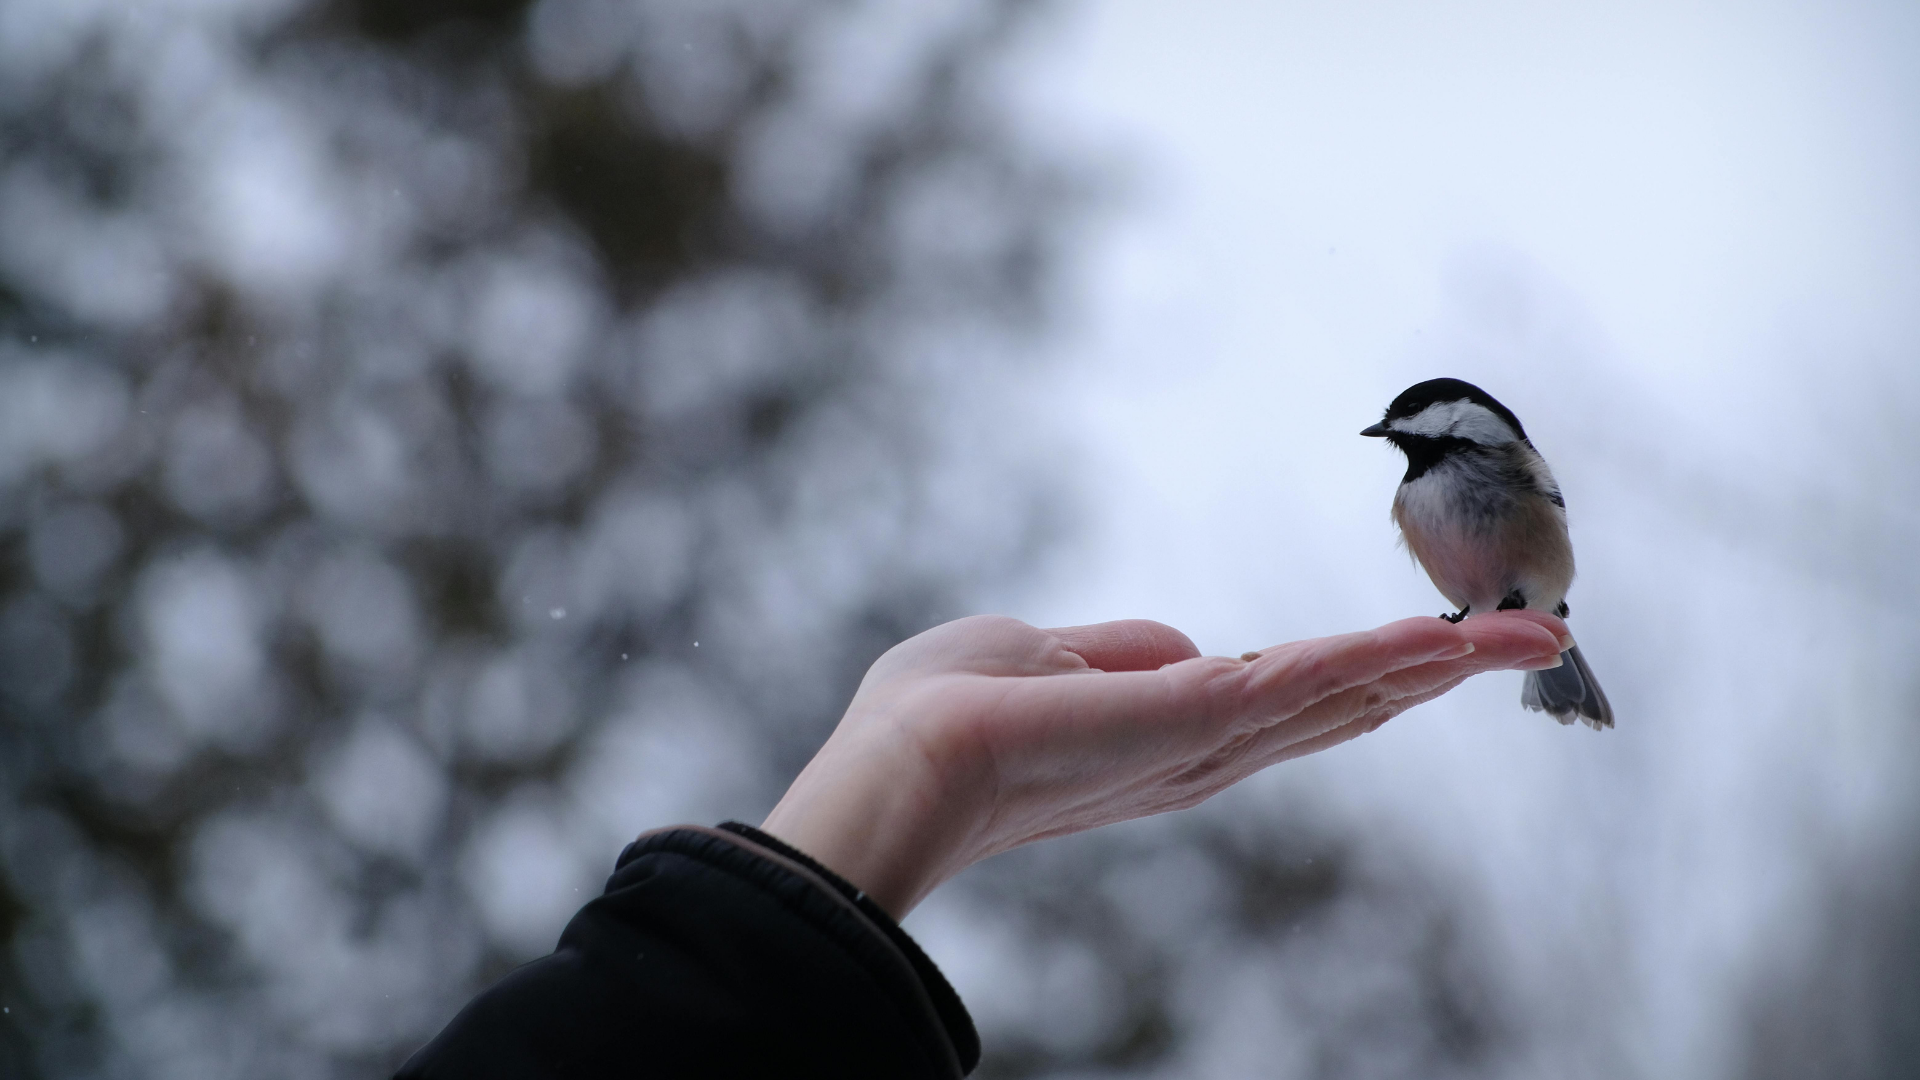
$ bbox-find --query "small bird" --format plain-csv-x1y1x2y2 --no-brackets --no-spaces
1362,378,1613,729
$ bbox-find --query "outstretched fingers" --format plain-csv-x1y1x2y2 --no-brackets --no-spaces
1265,673,1475,766
1211,610,1568,750
986,610,1567,785
1227,617,1471,716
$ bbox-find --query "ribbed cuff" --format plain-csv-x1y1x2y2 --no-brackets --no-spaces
715,821,980,1071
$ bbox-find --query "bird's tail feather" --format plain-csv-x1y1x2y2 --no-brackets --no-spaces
1521,643,1614,730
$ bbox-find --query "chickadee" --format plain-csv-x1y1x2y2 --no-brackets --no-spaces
1362,378,1613,729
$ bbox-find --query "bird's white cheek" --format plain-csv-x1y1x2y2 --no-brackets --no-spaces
1388,400,1518,446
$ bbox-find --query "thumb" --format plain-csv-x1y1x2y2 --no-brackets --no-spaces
1045,619,1201,672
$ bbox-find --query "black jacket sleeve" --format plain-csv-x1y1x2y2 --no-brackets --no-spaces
395,822,980,1079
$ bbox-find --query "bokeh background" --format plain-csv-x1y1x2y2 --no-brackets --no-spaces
0,1,1913,1078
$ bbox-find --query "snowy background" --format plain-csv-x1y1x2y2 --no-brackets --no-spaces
1,1,1915,1078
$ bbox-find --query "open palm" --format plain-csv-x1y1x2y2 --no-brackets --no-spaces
765,609,1570,916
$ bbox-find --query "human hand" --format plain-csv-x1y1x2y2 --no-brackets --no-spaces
761,610,1570,917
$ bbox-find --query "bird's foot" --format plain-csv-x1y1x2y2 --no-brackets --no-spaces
1439,607,1469,624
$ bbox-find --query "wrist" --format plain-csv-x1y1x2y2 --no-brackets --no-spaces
761,697,990,918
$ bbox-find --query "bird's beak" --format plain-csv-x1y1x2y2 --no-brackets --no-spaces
1359,422,1389,437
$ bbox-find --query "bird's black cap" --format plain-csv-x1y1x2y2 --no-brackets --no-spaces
1361,377,1528,441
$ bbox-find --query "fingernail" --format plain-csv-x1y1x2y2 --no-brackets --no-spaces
1558,634,1576,651
1433,642,1475,660
1521,651,1565,670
